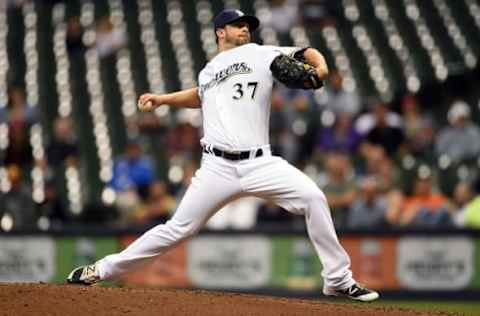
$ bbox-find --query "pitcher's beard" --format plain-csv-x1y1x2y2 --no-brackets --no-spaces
236,37,250,45
226,33,250,47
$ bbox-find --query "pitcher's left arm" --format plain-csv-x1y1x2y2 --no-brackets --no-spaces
299,48,329,80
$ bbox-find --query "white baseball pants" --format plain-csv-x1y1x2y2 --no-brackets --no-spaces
98,149,355,289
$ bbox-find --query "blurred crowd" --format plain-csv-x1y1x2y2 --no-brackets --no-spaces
2,0,480,232
3,70,480,232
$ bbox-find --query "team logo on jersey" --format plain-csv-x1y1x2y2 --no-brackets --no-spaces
200,62,252,95
214,62,252,83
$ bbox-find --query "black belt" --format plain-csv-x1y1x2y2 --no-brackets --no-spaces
203,146,263,161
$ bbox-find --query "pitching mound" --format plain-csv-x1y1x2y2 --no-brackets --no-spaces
0,283,453,316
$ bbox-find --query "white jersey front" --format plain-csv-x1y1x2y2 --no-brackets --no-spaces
198,43,301,151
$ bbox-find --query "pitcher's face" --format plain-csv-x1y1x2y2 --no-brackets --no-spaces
218,20,251,47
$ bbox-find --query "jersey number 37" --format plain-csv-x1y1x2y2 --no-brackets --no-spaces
232,82,258,100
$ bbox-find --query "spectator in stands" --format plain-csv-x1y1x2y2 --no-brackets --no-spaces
286,90,316,163
270,87,293,158
130,181,175,224
0,164,37,230
66,16,85,55
110,140,155,197
316,70,361,116
300,0,335,28
269,88,315,164
358,143,386,175
397,172,451,227
453,181,474,211
265,0,299,34
166,122,201,161
32,117,78,227
318,151,357,227
357,145,405,226
347,176,388,229
316,111,363,154
401,94,435,159
46,117,79,168
363,101,407,158
355,98,402,135
435,100,480,163
6,0,26,8
109,140,155,221
37,177,70,227
358,145,403,194
462,199,480,228
8,86,36,122
460,177,480,228
451,181,474,227
4,87,37,168
173,159,198,199
95,16,126,58
372,150,402,193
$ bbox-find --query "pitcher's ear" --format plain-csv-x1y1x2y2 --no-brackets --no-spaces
216,28,225,39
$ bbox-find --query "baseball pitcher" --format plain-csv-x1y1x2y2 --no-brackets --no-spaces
68,9,379,302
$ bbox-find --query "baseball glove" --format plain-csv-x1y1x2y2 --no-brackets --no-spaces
270,54,323,90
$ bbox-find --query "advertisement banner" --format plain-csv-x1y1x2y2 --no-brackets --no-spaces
473,238,480,288
188,236,271,288
0,237,56,282
120,235,191,287
397,237,474,290
53,237,119,283
1,232,477,292
270,236,399,290
342,237,399,289
270,237,323,289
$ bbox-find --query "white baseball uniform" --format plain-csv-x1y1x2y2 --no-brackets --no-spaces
97,43,355,290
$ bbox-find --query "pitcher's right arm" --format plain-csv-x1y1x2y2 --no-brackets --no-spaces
138,87,201,111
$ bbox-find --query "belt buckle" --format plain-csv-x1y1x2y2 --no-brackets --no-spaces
224,149,241,160
228,150,240,157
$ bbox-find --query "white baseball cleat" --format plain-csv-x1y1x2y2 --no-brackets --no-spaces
67,262,101,285
323,283,380,302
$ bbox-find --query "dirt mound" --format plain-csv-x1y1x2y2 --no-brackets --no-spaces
0,283,452,316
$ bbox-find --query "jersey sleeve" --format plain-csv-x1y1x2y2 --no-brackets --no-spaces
197,85,203,101
197,68,206,101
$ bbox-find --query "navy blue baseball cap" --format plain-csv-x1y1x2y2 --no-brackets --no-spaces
213,9,260,32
